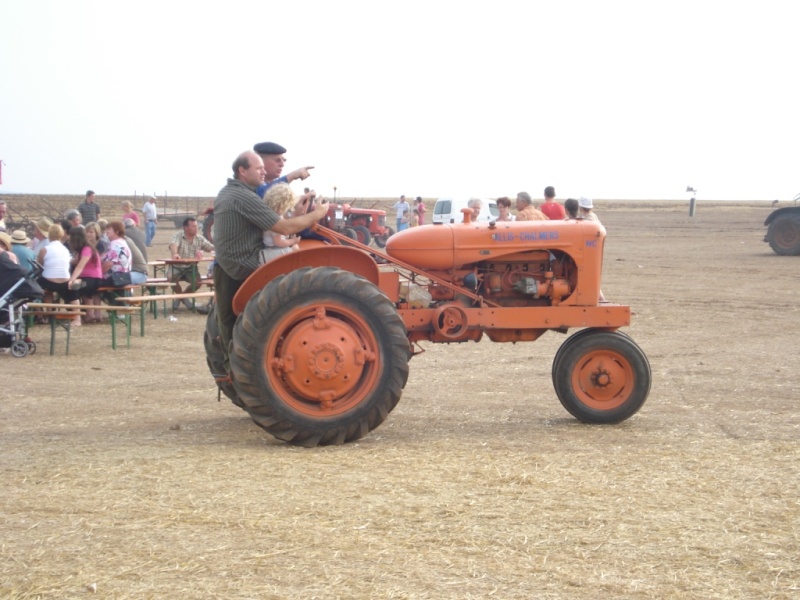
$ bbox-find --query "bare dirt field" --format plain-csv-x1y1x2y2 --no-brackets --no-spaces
1,202,798,599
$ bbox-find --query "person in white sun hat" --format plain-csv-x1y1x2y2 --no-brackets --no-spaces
579,196,600,223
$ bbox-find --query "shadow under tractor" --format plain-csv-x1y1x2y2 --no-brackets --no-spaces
204,208,652,446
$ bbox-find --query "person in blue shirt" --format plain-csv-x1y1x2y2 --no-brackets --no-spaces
10,230,37,274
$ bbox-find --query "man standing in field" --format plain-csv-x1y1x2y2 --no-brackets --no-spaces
78,190,101,223
142,195,158,247
213,150,328,374
539,186,565,220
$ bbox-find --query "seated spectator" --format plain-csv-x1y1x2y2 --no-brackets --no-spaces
259,184,300,265
124,218,147,262
102,221,132,285
32,217,52,254
0,232,19,264
515,192,548,221
65,209,82,229
97,219,109,250
36,223,82,324
10,230,36,273
496,197,515,221
167,216,214,310
68,226,105,323
125,232,148,285
84,222,108,254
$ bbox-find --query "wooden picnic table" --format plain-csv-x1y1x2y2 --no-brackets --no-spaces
162,257,213,311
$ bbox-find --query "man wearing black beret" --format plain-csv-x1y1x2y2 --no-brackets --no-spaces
253,141,315,199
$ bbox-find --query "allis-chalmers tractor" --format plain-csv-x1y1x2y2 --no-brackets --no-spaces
204,209,652,447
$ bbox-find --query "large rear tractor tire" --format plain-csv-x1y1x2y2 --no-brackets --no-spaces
230,267,411,446
203,304,243,408
766,213,800,255
552,330,651,424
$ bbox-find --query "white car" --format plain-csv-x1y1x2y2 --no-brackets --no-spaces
432,198,500,224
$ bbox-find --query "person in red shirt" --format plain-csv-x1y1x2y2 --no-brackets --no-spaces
539,186,566,220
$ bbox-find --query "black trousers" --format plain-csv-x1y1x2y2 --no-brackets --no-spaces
213,264,244,372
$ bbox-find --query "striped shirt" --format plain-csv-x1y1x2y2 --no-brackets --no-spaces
213,178,279,281
78,201,101,223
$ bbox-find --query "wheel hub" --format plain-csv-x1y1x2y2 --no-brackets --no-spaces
575,354,629,408
270,310,372,403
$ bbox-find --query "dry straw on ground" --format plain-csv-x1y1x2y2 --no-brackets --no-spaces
1,202,798,599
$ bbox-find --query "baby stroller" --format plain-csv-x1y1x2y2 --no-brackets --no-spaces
0,253,44,357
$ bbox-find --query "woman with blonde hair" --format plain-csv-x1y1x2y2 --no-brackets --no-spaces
36,223,82,324
122,200,140,226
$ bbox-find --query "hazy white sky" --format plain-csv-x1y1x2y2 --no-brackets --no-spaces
1,0,797,201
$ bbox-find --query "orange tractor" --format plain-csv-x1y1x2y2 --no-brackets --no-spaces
204,209,651,446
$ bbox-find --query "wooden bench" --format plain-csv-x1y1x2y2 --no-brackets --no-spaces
99,282,176,325
24,303,139,355
115,291,215,332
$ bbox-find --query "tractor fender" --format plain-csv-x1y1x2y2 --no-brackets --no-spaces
764,206,800,226
232,245,380,315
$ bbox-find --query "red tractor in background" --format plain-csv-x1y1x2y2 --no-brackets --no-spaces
319,203,393,247
204,208,652,447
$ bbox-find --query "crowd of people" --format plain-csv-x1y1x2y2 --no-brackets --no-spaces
0,192,187,326
388,187,598,227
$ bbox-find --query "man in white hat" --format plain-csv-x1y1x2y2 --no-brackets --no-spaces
142,195,158,246
10,229,36,274
579,197,600,223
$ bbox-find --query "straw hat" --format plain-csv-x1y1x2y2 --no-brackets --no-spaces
0,231,12,250
36,216,53,236
11,229,31,244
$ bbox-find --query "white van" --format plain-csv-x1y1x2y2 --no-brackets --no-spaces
432,198,500,224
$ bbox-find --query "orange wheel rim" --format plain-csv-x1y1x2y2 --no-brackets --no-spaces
571,349,634,410
264,303,380,417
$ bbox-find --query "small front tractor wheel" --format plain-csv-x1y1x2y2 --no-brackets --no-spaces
343,227,358,241
373,227,394,248
230,267,410,446
352,225,372,246
553,330,651,424
767,213,800,255
203,304,243,408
